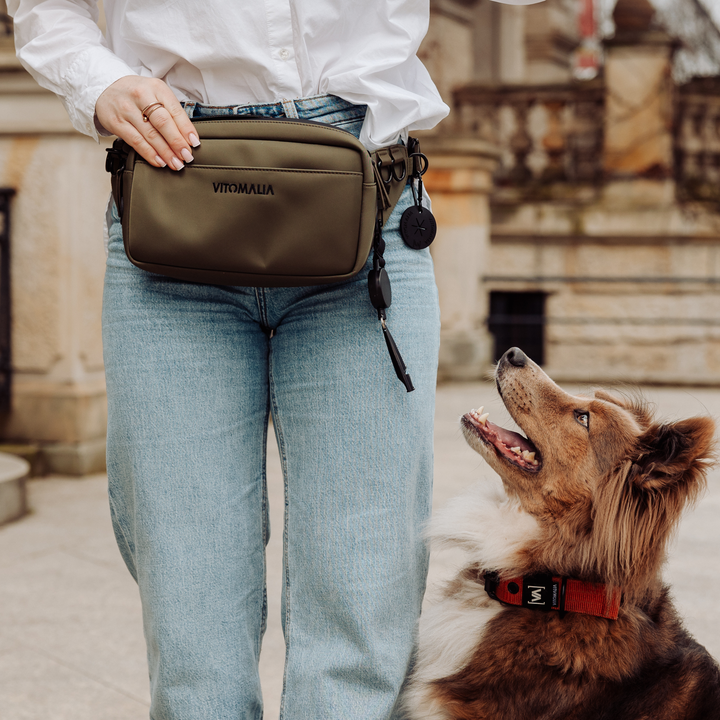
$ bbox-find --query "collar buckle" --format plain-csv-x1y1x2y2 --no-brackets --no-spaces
484,571,500,601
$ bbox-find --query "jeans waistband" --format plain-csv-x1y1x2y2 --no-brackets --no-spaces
183,94,367,126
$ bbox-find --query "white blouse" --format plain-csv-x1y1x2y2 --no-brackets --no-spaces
7,0,542,151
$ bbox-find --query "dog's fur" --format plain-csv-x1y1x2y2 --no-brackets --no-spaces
403,348,720,720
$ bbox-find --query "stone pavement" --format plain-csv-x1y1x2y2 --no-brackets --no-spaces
1,381,719,720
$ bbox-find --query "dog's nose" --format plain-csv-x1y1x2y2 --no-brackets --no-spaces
504,347,528,367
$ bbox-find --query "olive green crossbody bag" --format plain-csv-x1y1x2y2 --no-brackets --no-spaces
105,116,436,391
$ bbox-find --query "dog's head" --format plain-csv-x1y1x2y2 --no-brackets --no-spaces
461,347,715,599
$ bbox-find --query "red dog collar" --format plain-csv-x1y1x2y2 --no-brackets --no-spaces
484,572,621,620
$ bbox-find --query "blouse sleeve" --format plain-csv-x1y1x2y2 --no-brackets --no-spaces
6,0,137,140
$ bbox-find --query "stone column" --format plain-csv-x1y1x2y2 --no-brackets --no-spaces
421,136,500,381
0,66,110,474
603,0,676,179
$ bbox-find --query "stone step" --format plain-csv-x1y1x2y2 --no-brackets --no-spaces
0,452,29,526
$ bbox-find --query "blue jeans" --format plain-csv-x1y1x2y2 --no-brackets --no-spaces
102,95,440,720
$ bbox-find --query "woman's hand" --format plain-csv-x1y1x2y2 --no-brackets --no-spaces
95,76,200,171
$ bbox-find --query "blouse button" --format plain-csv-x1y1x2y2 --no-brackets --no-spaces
279,48,290,60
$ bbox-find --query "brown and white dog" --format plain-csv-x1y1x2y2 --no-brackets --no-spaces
403,347,720,720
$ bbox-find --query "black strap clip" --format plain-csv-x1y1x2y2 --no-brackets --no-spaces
484,571,501,601
105,138,130,215
105,138,128,176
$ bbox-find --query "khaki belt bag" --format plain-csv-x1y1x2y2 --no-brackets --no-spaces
105,115,421,392
105,116,409,287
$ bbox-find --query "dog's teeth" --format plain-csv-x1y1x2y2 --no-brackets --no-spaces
476,406,484,416
511,446,522,455
532,459,539,466
522,451,536,462
477,413,489,425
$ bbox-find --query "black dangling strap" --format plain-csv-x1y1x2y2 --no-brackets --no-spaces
367,212,414,393
380,311,414,392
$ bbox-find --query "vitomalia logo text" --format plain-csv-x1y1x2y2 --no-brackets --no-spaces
212,182,275,195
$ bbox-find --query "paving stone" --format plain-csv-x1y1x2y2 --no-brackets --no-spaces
0,643,148,720
0,475,124,570
0,549,150,705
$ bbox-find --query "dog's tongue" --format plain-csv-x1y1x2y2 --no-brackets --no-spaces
488,420,535,453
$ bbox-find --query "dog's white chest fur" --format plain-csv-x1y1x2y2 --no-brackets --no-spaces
402,480,541,720
404,581,503,720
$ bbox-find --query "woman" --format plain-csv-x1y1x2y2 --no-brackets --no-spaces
8,1,537,718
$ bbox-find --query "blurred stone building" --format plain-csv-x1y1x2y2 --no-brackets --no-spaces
1,0,720,476
0,0,109,475
425,0,720,386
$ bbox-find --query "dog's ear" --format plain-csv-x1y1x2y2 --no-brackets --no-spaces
592,417,715,594
629,417,715,493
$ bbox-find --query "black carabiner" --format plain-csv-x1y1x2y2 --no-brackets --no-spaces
409,152,429,178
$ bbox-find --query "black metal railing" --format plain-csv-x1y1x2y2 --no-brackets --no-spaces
0,189,15,412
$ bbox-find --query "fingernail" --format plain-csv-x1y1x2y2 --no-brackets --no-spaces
189,133,200,147
171,157,184,171
155,155,167,167
180,148,194,163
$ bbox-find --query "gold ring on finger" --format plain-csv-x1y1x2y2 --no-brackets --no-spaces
142,102,164,122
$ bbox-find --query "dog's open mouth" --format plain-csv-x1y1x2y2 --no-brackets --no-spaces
462,407,542,473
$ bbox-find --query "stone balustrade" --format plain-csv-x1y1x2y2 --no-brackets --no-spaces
454,82,604,187
457,74,720,202
675,77,720,203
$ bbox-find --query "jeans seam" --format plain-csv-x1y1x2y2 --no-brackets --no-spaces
267,356,292,720
259,406,270,652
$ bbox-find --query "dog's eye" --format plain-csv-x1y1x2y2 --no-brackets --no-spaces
575,411,589,429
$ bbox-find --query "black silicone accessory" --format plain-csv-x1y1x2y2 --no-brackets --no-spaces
401,152,436,250
400,205,437,249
